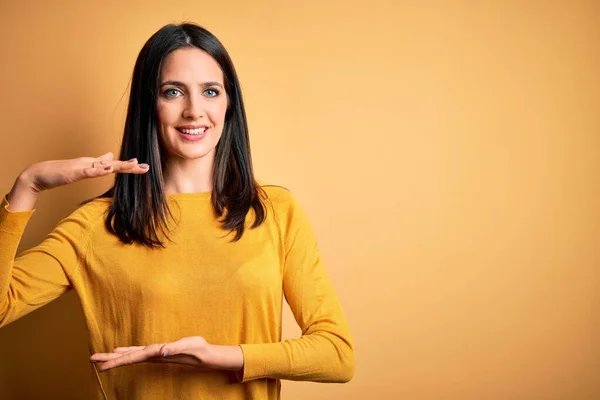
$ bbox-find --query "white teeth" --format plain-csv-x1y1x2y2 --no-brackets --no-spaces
179,127,207,135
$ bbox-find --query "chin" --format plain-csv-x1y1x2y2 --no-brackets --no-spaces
172,146,217,161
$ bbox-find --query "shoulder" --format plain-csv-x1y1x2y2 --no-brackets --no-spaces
259,183,296,206
257,182,304,218
257,183,317,246
74,197,111,219
29,198,112,259
57,198,111,235
257,182,311,227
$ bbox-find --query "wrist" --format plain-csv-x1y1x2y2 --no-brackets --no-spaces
6,172,40,211
205,344,244,372
17,168,41,194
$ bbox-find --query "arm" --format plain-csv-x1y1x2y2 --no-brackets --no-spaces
238,193,355,383
1,154,146,328
1,178,83,328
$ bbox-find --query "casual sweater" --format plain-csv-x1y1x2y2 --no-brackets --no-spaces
0,185,354,399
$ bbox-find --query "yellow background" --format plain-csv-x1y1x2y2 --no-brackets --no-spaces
0,1,598,398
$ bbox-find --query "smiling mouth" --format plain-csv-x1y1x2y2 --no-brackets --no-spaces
176,127,207,135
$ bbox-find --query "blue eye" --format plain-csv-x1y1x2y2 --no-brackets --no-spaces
203,88,220,97
163,88,182,98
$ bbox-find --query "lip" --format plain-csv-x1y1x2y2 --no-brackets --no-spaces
177,125,209,129
176,126,208,142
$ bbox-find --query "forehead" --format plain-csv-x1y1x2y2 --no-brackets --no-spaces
160,47,223,83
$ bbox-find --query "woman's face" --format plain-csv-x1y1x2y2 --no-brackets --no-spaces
156,47,228,163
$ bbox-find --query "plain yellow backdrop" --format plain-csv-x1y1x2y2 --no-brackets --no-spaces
0,0,598,399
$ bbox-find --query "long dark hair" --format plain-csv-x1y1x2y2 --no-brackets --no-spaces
96,23,266,248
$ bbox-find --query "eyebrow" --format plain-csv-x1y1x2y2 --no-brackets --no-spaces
160,80,224,89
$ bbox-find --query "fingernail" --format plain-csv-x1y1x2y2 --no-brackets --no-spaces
162,349,169,357
139,164,149,169
104,166,112,171
128,158,137,162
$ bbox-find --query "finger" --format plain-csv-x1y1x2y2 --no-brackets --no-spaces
159,340,185,357
151,354,205,368
113,346,144,353
99,344,163,372
86,163,148,178
112,348,142,354
90,352,127,363
90,345,145,363
115,163,150,175
97,352,141,371
82,163,116,179
159,336,205,358
97,152,115,162
102,159,148,174
100,158,136,168
78,152,113,166
111,160,141,173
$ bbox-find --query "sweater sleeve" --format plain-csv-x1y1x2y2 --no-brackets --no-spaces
238,191,355,383
0,195,89,328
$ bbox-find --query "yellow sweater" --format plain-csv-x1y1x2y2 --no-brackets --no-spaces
0,185,354,399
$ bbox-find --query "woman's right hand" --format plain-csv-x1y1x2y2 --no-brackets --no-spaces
22,152,149,193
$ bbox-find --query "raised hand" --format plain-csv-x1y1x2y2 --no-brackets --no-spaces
23,152,149,193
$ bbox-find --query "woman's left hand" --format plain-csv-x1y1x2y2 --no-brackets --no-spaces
90,336,217,372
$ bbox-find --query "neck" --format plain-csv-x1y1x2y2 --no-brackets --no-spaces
162,152,215,194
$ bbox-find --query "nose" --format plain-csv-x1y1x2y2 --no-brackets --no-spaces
182,93,205,120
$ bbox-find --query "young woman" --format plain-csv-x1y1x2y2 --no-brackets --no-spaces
0,23,354,399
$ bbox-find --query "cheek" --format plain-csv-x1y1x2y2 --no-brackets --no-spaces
156,103,177,127
209,99,228,124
